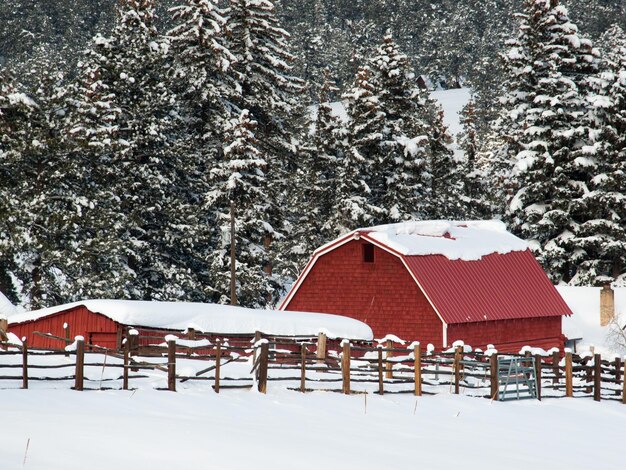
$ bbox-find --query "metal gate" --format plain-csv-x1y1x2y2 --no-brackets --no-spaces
497,356,538,401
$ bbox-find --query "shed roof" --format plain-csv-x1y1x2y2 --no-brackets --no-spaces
282,220,572,324
8,299,373,340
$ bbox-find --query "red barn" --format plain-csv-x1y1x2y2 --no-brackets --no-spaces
280,221,572,352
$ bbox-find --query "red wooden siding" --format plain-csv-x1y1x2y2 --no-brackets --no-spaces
9,306,120,349
286,240,444,346
447,317,564,352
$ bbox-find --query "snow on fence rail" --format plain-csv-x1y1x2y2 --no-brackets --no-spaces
0,331,625,404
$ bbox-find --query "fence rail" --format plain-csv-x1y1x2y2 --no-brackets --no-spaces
1,332,625,404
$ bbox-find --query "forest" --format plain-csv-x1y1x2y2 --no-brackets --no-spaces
0,0,624,309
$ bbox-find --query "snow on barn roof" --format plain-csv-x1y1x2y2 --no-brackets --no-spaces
361,220,528,260
8,299,373,340
285,220,572,325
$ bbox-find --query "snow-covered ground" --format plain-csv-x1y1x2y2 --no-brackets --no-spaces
2,387,624,470
559,286,626,356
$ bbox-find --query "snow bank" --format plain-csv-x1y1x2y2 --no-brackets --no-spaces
362,220,528,260
559,286,626,356
8,300,373,340
0,290,18,318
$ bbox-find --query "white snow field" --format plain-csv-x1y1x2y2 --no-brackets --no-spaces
2,387,625,470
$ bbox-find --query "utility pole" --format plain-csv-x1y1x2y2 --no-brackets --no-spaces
230,200,237,306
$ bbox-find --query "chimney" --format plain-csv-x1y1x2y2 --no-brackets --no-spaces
0,316,7,342
600,284,615,327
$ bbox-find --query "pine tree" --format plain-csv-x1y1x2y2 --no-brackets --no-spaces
368,33,432,223
226,0,305,287
458,98,493,219
285,68,344,274
428,106,463,219
502,0,600,282
206,109,276,307
167,0,236,139
67,0,197,300
329,65,382,234
0,68,33,303
567,24,626,285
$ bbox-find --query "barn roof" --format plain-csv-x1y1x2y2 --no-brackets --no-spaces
8,299,373,340
282,220,572,324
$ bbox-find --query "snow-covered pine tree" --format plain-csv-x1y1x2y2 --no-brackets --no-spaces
226,0,305,286
427,105,464,220
284,68,344,275
0,68,33,303
503,0,600,282
329,65,383,234
567,24,626,285
5,53,82,309
457,97,493,219
367,33,432,223
206,109,276,307
167,0,236,140
68,0,199,301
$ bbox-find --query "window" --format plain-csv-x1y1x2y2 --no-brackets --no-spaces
362,243,375,263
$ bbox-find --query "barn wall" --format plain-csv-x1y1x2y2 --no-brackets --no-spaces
9,306,120,349
447,317,564,352
285,240,444,346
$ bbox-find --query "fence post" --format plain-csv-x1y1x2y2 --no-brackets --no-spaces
316,332,327,364
565,352,573,397
75,336,84,391
594,353,601,402
252,331,262,364
300,343,307,393
385,339,393,379
534,354,542,401
167,338,176,392
214,339,222,394
490,353,498,401
622,360,626,405
342,341,351,395
64,323,71,357
614,357,621,388
552,350,560,384
123,339,130,390
454,346,462,394
257,342,269,394
128,329,139,356
377,347,384,395
22,338,28,390
414,344,422,397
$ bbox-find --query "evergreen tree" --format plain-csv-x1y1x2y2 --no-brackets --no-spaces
568,24,626,285
458,98,493,219
286,68,344,274
329,65,382,234
427,106,463,219
368,33,432,222
68,0,196,300
502,0,600,282
206,109,276,306
226,0,305,286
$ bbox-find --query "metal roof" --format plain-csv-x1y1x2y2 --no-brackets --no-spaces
403,250,572,324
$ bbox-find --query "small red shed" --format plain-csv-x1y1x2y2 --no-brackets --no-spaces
7,299,373,349
280,221,573,352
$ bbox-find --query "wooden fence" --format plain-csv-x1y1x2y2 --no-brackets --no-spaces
1,331,624,404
